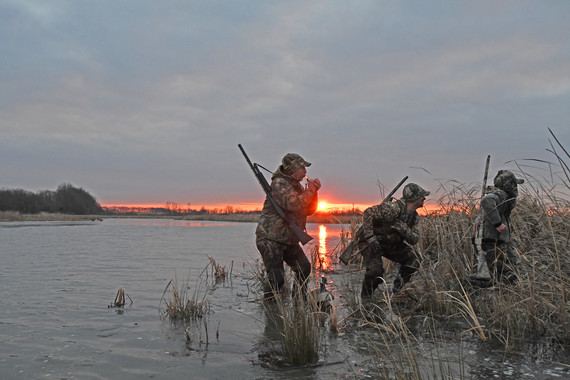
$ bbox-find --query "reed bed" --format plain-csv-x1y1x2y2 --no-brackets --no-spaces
339,132,569,377
409,179,569,345
386,132,569,349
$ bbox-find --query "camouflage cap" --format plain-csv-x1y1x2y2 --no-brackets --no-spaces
493,170,524,191
402,183,430,202
281,153,311,174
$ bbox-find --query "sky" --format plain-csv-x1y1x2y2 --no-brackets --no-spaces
1,1,569,210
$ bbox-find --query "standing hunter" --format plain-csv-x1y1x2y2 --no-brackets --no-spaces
359,183,429,298
255,153,321,299
473,170,523,284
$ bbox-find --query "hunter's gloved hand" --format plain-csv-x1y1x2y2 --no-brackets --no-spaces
366,236,381,254
391,220,409,236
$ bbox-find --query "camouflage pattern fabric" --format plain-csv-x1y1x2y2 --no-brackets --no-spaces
281,153,311,174
359,198,421,296
482,240,517,284
479,187,517,243
493,170,524,197
256,236,311,298
255,164,317,297
255,166,318,245
360,241,419,296
402,183,430,202
361,199,419,245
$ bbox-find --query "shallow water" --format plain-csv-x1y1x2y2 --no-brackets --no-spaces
0,219,568,379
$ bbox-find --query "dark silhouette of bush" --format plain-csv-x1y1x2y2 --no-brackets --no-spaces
0,183,102,215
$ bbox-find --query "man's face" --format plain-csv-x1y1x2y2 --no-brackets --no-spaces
408,196,426,210
291,166,307,181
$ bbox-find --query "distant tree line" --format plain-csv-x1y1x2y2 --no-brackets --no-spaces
0,183,102,215
103,203,262,216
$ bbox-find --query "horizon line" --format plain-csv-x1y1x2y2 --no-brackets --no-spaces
100,202,374,212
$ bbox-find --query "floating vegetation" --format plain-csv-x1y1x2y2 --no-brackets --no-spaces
108,288,132,308
205,256,233,283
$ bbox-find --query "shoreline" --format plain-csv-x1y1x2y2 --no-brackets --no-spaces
0,211,361,224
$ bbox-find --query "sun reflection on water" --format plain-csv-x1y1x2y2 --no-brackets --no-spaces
318,225,332,271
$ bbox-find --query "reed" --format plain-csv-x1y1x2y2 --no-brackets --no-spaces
204,256,233,284
258,273,341,366
348,290,466,379
338,217,365,267
159,275,210,322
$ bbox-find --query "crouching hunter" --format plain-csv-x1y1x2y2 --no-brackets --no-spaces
359,183,429,297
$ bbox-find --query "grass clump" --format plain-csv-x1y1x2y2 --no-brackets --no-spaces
159,275,210,322
258,275,338,366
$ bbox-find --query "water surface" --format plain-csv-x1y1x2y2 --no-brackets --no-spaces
1,219,567,379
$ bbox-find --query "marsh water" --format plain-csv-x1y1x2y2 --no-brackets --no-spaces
1,218,568,379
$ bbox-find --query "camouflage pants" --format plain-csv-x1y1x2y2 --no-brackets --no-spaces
256,236,311,298
482,240,517,284
360,241,419,297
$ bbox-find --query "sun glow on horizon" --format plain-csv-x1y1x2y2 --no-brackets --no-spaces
318,202,328,211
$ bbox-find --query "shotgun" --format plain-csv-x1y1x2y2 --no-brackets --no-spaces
339,176,408,265
238,144,313,245
472,155,492,279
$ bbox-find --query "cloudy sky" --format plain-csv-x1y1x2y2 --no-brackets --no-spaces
1,1,569,209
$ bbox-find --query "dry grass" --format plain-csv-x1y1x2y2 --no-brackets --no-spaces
408,180,570,344
393,132,570,346
205,256,232,283
159,275,210,322
108,288,133,308
337,131,569,377
261,279,336,365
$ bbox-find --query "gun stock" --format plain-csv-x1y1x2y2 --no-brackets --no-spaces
339,176,408,265
238,144,313,245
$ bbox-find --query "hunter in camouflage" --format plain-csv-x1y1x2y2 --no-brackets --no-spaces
255,153,321,299
474,170,523,284
359,183,429,297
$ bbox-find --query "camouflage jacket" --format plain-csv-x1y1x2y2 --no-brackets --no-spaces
478,188,516,243
361,198,420,245
255,167,318,245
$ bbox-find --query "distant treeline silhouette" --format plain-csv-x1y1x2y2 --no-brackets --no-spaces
0,183,102,215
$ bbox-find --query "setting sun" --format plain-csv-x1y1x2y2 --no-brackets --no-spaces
318,202,328,211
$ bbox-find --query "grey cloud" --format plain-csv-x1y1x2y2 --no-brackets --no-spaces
1,1,569,205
